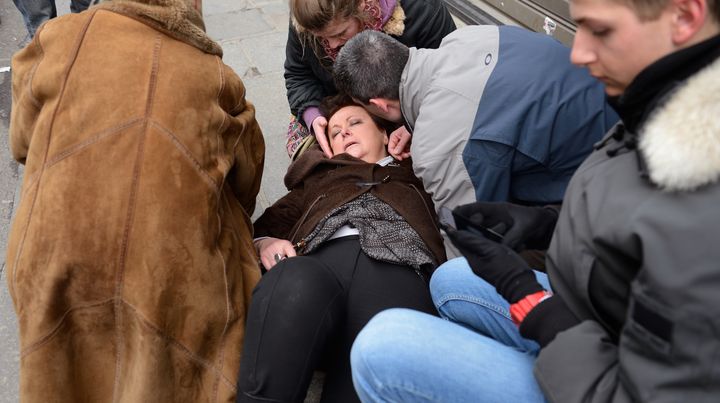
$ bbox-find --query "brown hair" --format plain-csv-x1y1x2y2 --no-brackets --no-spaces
319,94,398,140
290,0,368,33
615,0,719,22
290,0,374,66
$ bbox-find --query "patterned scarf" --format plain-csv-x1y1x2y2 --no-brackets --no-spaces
320,0,384,61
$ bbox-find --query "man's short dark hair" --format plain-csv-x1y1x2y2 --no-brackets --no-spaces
333,30,409,103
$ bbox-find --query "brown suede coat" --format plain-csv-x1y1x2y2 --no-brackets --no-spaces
7,1,265,401
254,148,447,265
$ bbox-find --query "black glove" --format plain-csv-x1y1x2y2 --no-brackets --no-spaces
446,228,544,303
452,202,559,251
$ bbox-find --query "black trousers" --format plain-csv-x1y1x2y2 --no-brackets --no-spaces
237,236,437,403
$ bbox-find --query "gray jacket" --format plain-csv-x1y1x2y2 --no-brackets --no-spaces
402,26,616,211
536,54,720,401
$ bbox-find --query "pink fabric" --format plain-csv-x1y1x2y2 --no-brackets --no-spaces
379,0,397,25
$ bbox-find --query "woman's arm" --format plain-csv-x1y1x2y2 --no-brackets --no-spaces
284,24,330,120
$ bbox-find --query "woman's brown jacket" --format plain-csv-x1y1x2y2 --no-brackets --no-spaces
6,1,264,401
254,148,447,265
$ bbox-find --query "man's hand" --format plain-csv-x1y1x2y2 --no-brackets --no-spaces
255,237,297,270
453,202,559,252
311,116,333,158
446,228,544,303
388,126,411,160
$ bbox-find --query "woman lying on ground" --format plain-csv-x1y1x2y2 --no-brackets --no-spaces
236,95,446,403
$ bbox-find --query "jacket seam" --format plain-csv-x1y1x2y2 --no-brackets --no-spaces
149,120,220,191
111,34,162,403
214,57,226,162
18,117,145,201
211,190,235,401
122,300,238,391
47,118,146,168
10,9,99,306
19,298,116,358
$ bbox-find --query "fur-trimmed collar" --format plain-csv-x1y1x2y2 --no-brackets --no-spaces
382,1,405,36
640,57,720,191
95,0,222,56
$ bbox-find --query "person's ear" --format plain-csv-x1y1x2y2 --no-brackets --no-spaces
671,0,708,45
368,98,390,113
382,130,389,146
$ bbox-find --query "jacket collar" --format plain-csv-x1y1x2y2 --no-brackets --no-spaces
284,148,367,189
95,0,222,56
284,147,408,189
634,35,720,191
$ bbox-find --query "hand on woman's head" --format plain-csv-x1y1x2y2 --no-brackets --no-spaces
310,116,333,158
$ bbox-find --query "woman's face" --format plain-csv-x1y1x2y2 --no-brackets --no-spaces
328,106,389,163
314,16,363,49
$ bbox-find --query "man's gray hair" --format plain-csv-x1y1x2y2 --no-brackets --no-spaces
334,30,409,103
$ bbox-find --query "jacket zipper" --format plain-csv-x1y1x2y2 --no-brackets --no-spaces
290,193,327,245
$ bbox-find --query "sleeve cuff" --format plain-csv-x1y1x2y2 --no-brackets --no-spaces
302,107,322,133
519,295,579,347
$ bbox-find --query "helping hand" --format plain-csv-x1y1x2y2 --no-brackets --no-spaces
446,228,544,303
453,202,558,251
388,126,411,160
311,116,333,158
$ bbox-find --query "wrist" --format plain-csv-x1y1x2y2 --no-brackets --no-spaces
510,290,552,326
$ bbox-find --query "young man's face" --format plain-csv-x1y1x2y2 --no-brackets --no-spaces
570,0,676,96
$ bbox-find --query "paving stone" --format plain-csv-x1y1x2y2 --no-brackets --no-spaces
205,9,274,42
238,30,287,75
204,0,251,16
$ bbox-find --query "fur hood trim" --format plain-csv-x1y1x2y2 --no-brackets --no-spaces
95,0,222,56
382,1,405,36
640,57,720,191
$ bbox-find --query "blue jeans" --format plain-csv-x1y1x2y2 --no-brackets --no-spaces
351,258,548,402
12,0,96,37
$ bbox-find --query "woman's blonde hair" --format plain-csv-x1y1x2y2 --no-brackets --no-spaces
290,0,368,33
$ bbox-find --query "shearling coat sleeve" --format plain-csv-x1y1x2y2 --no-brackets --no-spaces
9,29,47,164
284,24,327,120
221,64,265,216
